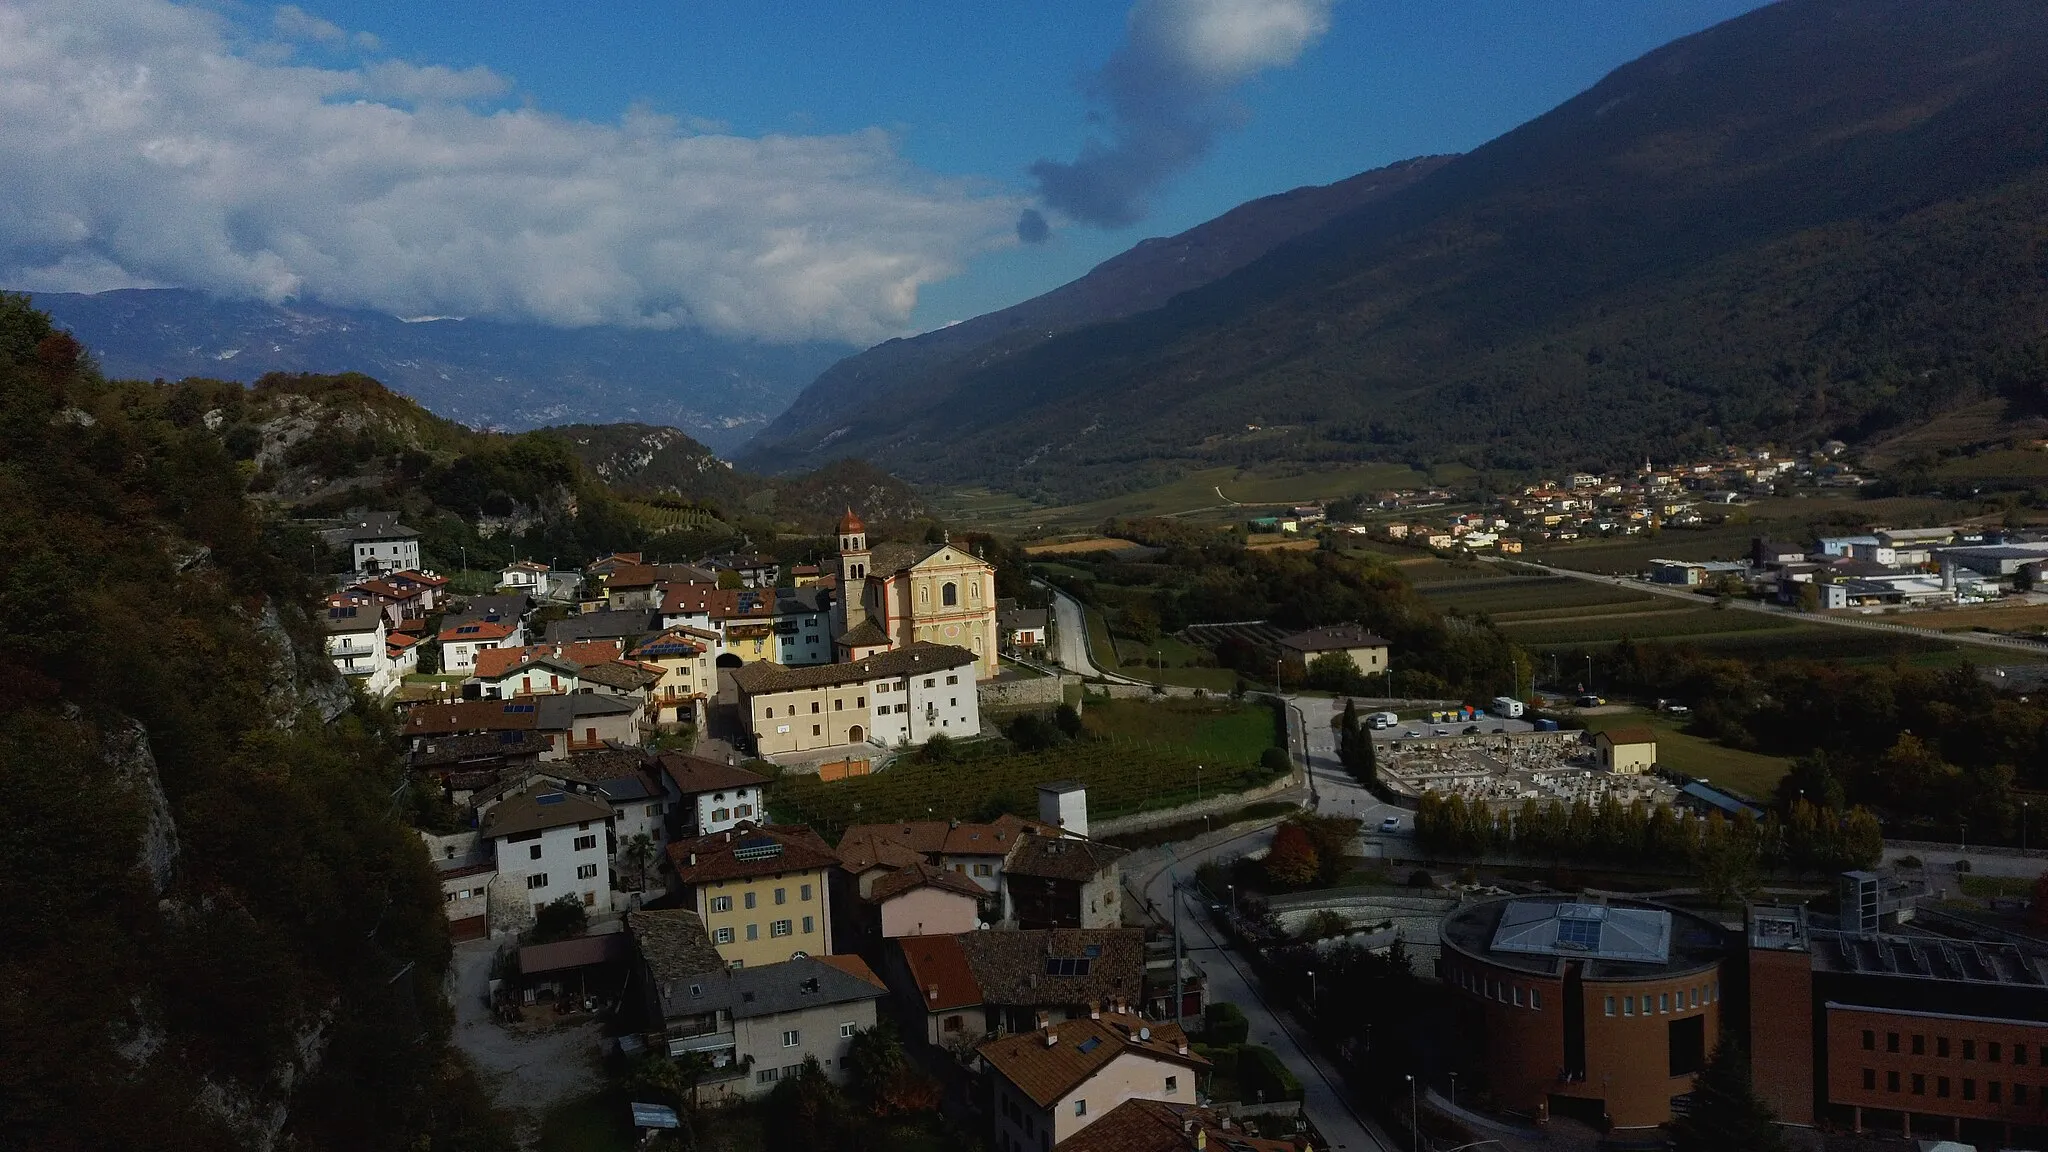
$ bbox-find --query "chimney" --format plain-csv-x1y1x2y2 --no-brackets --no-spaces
687,853,696,867
1044,1028,1058,1047
1090,1003,1100,1020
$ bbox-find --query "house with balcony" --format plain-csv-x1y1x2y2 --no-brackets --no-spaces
979,1011,1207,1152
657,753,770,838
478,782,615,926
625,909,886,1100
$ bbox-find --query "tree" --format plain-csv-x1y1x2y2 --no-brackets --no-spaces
1668,1037,1789,1152
2032,870,2048,932
1264,823,1321,889
1052,702,1084,738
622,832,656,891
1307,651,1366,693
531,894,587,943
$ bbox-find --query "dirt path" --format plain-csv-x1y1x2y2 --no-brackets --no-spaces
449,938,604,1148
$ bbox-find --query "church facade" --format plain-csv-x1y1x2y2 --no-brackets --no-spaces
831,509,999,680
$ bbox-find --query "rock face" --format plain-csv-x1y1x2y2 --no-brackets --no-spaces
101,715,181,895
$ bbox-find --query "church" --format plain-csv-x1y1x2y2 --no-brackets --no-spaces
830,508,1000,680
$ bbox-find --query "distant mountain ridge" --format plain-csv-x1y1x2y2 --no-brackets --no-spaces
739,155,1453,467
740,0,2048,501
28,288,853,454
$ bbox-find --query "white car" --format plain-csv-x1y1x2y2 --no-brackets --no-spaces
1379,816,1402,833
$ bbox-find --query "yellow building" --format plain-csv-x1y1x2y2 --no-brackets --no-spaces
832,508,1000,679
1277,623,1390,681
627,627,719,728
669,824,841,969
1595,727,1659,775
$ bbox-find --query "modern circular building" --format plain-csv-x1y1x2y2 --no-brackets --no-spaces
1439,895,1730,1130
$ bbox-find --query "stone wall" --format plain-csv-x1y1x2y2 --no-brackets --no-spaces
977,673,1072,712
1091,770,1301,837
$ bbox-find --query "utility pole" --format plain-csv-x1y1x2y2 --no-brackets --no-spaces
1172,878,1184,1025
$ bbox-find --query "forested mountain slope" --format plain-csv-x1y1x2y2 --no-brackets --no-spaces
0,295,503,1150
744,0,2048,501
738,155,1452,470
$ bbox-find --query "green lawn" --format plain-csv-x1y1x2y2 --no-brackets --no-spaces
1578,711,1792,801
1419,576,1662,615
1081,696,1278,762
1084,604,1241,690
1500,608,1792,646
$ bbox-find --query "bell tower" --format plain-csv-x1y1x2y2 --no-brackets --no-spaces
836,507,869,634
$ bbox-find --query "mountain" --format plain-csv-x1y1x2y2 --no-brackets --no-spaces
542,422,753,510
738,154,1453,467
28,288,853,454
0,299,502,1149
743,0,2048,501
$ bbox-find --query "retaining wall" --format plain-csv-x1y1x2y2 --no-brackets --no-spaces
977,673,1072,711
1091,770,1301,837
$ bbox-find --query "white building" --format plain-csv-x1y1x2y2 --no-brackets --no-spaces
657,752,772,837
729,642,981,759
321,593,403,695
479,783,615,917
439,616,526,672
500,559,549,592
329,512,421,576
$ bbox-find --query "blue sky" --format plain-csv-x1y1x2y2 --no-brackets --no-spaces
0,0,1771,343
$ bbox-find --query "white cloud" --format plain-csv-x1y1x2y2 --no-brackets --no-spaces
0,0,1023,343
1031,0,1333,227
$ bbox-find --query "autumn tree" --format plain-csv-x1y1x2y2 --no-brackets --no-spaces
1264,822,1321,889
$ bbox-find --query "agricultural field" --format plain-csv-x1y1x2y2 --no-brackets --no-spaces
1024,536,1154,556
1085,605,1239,690
1499,607,1790,647
1577,711,1792,802
767,698,1286,839
1419,576,1662,616
617,498,724,534
1884,600,2048,635
935,462,1441,534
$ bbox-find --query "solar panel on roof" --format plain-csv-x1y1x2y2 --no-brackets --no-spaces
1044,957,1092,977
733,838,784,862
1556,918,1603,951
1077,1037,1101,1054
536,793,565,805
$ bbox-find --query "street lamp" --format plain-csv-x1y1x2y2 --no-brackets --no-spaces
1407,1074,1419,1152
1449,1071,1458,1112
1306,969,1317,1008
1227,883,1237,915
2025,801,2031,853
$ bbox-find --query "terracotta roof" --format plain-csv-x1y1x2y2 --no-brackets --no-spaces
559,747,654,783
813,953,887,991
519,933,628,975
1004,835,1129,883
503,559,550,573
630,628,716,659
627,908,726,985
661,583,719,614
709,587,776,621
955,928,1146,1008
835,619,891,648
978,1014,1204,1109
837,815,1046,866
480,782,612,841
439,618,518,643
403,699,541,736
729,642,975,695
578,661,662,693
1598,726,1659,747
392,569,448,587
408,729,550,767
1054,1099,1292,1152
835,832,927,875
868,860,987,904
1277,623,1389,653
894,933,983,1012
867,541,943,577
657,752,770,797
667,823,840,885
837,507,865,534
606,563,657,590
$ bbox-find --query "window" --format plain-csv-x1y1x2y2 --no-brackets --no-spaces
840,1022,857,1038
1991,1081,2003,1104
775,888,787,905
1992,1041,2005,1063
1165,1076,1178,1095
529,844,543,861
712,807,730,822
833,699,843,711
942,582,957,607
1913,1035,1926,1056
1964,1039,1976,1060
2018,1084,2031,1105
1863,1068,1876,1090
781,1029,800,1047
811,725,820,736
801,883,813,901
757,1068,779,1085
1911,1073,1925,1096
1073,1100,1086,1117
802,916,814,933
946,674,958,685
923,678,934,688
714,927,734,944
646,803,662,817
974,863,993,877
746,923,758,941
1886,1070,1899,1092
1938,1037,1950,1058
1862,1030,1875,1051
1887,1032,1900,1053
2016,1044,2029,1066
856,696,864,707
711,896,732,913
771,919,793,937
745,892,757,910
1624,996,1635,1017
526,873,549,890
1964,1078,1976,1101
1660,993,1670,1014
1530,988,1542,1010
1605,996,1616,1017
950,698,957,707
811,702,820,713
735,804,752,817
574,834,596,851
1512,987,1523,1007
943,1015,963,1033
577,864,597,879
1937,1076,1950,1098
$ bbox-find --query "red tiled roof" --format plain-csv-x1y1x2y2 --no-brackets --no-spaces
1053,1099,1295,1152
403,699,540,736
893,933,982,1012
978,1015,1204,1109
814,953,887,991
661,583,719,614
667,823,839,885
657,752,770,796
867,860,987,904
438,618,517,643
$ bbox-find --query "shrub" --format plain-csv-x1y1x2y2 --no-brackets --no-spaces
1408,869,1436,889
1239,1045,1304,1102
1260,746,1291,774
1204,1002,1250,1046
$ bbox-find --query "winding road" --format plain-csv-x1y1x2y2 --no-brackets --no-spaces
1036,579,1150,685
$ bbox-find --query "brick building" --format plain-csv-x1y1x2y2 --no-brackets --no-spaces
1747,903,2048,1146
1439,895,1728,1130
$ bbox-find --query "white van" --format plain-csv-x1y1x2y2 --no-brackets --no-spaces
1491,696,1526,719
1366,711,1400,729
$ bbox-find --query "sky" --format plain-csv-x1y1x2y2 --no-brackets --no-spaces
0,0,1772,347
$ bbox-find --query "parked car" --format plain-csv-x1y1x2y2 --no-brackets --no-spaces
1403,729,1422,738
1575,694,1606,707
1367,711,1401,729
1379,816,1402,833
1462,724,1481,735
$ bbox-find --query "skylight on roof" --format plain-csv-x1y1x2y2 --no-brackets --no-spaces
1556,918,1603,951
1045,957,1092,977
1077,1036,1101,1054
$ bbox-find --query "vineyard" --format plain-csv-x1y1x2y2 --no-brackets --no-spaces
768,699,1289,841
619,498,725,534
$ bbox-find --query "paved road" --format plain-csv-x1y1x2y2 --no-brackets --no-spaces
1142,828,1395,1152
1497,556,2048,657
1036,579,1149,685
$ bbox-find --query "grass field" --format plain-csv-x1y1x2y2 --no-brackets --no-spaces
1086,604,1241,690
1419,576,1661,615
1024,536,1151,555
1929,448,2048,481
1578,711,1792,800
1880,601,2048,634
934,462,1440,534
768,698,1286,837
1501,607,1791,646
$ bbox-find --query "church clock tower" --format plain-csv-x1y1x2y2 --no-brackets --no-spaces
835,508,869,634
